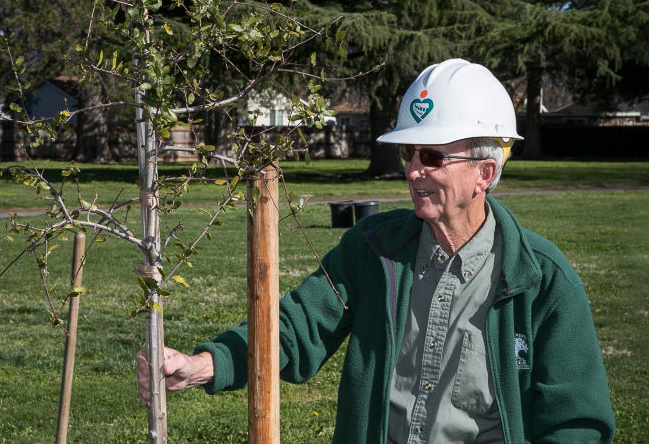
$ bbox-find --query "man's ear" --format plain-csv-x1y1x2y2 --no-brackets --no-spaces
475,159,498,194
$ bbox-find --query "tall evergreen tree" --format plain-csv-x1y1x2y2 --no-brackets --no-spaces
569,0,649,109
468,0,648,159
302,0,649,163
298,0,482,177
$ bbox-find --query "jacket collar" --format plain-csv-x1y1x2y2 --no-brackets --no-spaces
362,210,422,263
362,198,542,300
487,195,542,299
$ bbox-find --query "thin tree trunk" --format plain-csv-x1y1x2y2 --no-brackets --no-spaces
364,98,403,178
134,46,167,442
1,120,17,161
204,108,233,154
522,65,544,160
138,109,166,444
74,82,111,163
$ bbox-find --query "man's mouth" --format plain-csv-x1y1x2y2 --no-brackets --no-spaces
414,188,433,197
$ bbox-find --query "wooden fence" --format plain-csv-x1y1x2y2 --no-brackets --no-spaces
0,121,373,162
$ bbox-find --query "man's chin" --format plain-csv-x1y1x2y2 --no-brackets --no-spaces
413,207,438,224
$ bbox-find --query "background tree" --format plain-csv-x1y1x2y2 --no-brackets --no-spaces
298,0,649,165
469,0,649,159
296,0,486,178
0,0,127,162
0,1,86,92
569,0,649,110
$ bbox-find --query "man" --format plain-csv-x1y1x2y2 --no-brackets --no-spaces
137,59,615,443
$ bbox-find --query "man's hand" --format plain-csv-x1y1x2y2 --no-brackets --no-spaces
136,346,214,406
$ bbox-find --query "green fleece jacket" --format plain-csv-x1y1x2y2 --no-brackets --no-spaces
195,196,615,443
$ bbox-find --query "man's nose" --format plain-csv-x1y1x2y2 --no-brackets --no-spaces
405,152,424,180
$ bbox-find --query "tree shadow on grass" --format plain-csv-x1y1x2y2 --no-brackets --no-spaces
13,163,404,185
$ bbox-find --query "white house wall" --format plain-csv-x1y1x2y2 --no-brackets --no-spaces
239,91,336,127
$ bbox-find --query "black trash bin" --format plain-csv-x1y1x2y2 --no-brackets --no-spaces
329,201,354,228
353,200,379,222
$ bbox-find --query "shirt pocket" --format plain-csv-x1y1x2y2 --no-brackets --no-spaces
451,332,495,415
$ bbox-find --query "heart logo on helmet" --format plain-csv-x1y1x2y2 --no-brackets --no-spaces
410,98,434,123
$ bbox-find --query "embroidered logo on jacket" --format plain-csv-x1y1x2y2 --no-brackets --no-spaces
515,333,530,370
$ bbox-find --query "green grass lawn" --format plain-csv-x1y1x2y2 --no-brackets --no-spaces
1,159,648,443
2,158,649,211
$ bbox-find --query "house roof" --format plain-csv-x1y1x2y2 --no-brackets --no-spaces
331,101,369,114
47,76,80,98
2,77,80,125
3,77,80,108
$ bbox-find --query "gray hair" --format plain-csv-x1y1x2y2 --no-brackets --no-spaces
466,137,508,193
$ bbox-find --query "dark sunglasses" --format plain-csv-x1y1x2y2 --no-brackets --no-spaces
399,145,487,168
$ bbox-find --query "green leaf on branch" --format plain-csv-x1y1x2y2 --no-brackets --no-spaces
137,276,151,296
172,275,190,287
54,110,71,124
251,186,260,203
47,310,61,327
69,285,87,297
13,55,24,71
150,301,163,314
142,276,159,288
81,200,97,211
297,127,307,145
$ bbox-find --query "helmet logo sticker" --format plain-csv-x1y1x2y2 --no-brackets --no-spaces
410,90,434,123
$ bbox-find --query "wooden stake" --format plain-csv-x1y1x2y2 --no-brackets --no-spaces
55,232,86,444
247,165,280,444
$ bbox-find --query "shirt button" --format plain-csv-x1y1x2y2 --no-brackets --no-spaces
415,425,423,434
437,295,445,302
463,270,471,279
424,382,433,390
436,253,444,263
429,340,438,348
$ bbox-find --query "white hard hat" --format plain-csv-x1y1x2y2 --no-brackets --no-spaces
377,58,522,157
